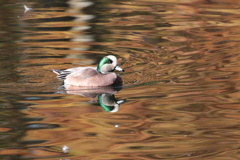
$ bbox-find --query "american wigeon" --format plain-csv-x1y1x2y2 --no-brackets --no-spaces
98,93,125,112
52,55,124,86
61,85,125,112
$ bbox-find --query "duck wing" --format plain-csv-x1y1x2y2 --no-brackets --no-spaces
52,67,97,81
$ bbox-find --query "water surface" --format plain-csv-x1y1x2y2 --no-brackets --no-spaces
0,0,240,159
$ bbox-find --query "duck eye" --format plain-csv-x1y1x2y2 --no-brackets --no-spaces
108,59,113,64
105,59,112,64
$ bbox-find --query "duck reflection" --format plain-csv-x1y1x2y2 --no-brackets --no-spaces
60,85,125,112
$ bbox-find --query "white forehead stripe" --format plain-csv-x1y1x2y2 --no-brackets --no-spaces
106,55,117,62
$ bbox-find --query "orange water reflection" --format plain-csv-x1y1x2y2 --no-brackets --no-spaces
0,0,240,159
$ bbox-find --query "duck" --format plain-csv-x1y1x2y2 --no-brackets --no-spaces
60,85,125,112
98,93,125,112
52,55,124,86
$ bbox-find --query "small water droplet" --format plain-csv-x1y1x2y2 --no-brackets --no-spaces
62,145,70,153
24,5,32,13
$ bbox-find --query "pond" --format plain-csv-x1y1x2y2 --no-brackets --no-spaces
0,0,240,159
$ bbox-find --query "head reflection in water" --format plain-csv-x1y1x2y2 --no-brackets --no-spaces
61,85,125,112
98,93,125,112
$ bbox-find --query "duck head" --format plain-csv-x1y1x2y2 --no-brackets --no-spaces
98,93,125,112
97,55,124,74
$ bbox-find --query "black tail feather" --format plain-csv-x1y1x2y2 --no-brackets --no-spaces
52,68,61,75
52,68,71,81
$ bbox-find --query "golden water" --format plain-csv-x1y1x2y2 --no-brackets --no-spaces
0,0,240,159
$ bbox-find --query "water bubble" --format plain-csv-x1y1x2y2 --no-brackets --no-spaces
62,145,70,153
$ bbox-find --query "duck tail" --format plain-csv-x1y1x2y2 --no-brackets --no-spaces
52,68,61,75
52,68,71,81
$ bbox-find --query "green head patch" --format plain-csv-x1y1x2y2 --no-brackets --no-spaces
97,57,112,72
98,94,114,112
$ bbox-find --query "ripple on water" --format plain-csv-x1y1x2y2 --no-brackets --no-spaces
0,0,240,159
